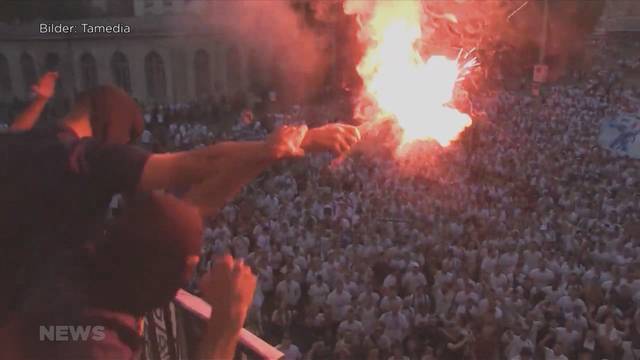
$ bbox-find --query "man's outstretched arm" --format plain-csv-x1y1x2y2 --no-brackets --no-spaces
181,124,360,217
182,125,308,217
139,123,360,216
139,141,275,192
9,72,58,132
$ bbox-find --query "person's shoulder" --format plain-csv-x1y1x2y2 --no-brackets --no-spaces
4,126,70,146
2,127,76,174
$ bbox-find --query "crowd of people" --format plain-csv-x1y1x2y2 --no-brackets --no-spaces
128,35,640,360
1,28,638,360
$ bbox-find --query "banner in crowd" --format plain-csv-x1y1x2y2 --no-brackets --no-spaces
599,112,640,159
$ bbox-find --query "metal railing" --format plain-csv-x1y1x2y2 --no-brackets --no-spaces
174,289,283,360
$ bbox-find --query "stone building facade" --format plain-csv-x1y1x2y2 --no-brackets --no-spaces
0,0,286,105
2,0,635,108
596,0,640,33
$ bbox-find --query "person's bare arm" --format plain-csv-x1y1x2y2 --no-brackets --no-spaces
182,154,276,218
141,124,360,217
197,255,256,360
10,72,58,132
140,123,359,192
138,140,281,192
182,126,307,217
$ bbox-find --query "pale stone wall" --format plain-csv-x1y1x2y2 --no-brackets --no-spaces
0,0,335,106
597,0,640,33
134,0,187,17
0,14,247,104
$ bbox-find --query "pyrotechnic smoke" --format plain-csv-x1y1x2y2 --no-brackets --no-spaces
448,1,606,80
182,0,331,104
518,1,606,79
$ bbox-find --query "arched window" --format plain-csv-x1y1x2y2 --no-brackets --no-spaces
145,51,167,100
194,49,211,98
20,53,37,96
0,54,11,97
226,46,242,90
80,53,98,90
44,52,60,71
111,51,131,93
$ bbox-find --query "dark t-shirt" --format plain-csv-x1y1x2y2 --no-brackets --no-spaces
5,307,142,360
0,126,150,319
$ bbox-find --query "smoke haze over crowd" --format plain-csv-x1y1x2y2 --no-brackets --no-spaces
194,0,333,103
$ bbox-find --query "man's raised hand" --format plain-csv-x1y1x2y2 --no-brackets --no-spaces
32,71,58,100
301,123,362,155
196,255,256,359
199,255,257,331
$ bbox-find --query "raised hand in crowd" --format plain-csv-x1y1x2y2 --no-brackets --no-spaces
32,71,59,100
9,71,59,131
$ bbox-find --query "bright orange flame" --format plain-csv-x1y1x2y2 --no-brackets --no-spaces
347,0,471,147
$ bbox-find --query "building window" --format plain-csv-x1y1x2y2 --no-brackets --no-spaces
44,52,60,71
164,0,172,6
226,46,242,91
194,49,211,99
80,53,98,90
144,0,154,8
111,51,131,93
0,54,11,96
20,53,37,96
145,51,167,100
107,0,135,17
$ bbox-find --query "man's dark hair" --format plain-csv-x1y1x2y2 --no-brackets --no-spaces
88,192,203,316
73,85,144,144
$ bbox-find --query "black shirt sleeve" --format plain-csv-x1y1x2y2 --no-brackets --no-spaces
68,138,150,195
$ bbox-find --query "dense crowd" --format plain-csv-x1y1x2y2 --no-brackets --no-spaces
119,36,640,360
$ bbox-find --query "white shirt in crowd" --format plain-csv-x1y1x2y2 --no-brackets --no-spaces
308,282,330,306
275,279,301,306
379,311,409,342
326,289,352,321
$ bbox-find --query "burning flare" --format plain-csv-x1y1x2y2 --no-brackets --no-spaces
346,0,474,147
